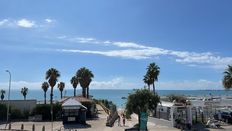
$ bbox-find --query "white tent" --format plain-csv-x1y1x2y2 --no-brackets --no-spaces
62,98,87,110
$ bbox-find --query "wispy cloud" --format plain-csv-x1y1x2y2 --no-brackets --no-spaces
0,77,136,90
0,79,221,90
0,81,42,90
0,18,55,28
157,79,222,90
56,36,232,69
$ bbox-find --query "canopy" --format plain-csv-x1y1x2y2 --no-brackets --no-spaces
62,98,87,110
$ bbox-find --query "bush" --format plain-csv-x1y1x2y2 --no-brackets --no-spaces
0,103,7,121
31,103,62,120
10,108,23,119
166,94,188,104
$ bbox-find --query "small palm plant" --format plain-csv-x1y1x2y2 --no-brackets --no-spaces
0,89,6,100
58,82,65,99
21,87,28,100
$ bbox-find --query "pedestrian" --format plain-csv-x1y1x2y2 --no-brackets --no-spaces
218,110,222,122
118,115,121,126
122,113,126,126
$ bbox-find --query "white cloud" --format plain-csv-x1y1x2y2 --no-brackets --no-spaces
57,49,158,59
0,81,41,90
0,19,9,26
0,77,137,90
17,19,35,28
90,77,136,89
112,42,148,49
0,18,54,28
45,19,53,23
157,80,222,90
56,36,232,69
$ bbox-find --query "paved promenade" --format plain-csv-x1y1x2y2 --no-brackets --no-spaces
2,105,232,131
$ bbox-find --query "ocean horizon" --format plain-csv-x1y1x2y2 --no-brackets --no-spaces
4,89,232,108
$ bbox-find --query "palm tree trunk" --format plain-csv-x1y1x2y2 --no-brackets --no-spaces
44,92,46,104
138,112,141,129
152,83,155,93
148,84,150,91
61,91,63,99
50,88,53,105
87,87,89,98
74,88,76,96
50,87,54,127
24,95,26,100
82,87,86,97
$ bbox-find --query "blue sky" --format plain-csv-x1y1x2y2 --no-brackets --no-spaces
0,0,232,90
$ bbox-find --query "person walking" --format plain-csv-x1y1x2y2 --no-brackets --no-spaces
118,114,121,126
122,113,126,126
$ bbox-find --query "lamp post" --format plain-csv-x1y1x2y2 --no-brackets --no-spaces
5,70,11,124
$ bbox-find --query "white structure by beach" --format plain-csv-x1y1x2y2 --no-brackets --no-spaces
156,101,192,127
155,96,232,128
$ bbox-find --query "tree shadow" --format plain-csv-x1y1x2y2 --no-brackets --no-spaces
63,123,91,129
191,123,225,131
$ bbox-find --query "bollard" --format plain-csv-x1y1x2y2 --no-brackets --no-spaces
42,125,45,131
8,123,11,130
32,124,35,131
21,124,24,130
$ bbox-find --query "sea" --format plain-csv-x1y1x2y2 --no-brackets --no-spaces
6,89,232,108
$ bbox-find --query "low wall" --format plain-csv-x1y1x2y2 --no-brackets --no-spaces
0,100,36,112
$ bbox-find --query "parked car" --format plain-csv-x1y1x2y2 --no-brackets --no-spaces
214,111,232,124
221,111,232,123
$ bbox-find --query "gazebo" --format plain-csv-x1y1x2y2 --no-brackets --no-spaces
62,98,87,124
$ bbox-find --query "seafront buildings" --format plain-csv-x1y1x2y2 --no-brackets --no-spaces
154,95,232,128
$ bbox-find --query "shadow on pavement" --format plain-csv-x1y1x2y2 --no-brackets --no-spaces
62,123,91,129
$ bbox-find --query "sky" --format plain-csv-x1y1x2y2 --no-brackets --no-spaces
0,0,232,90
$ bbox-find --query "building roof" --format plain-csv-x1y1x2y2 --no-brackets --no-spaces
159,101,174,107
59,95,93,104
62,98,87,109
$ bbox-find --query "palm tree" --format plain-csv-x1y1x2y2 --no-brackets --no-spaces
146,63,160,93
76,67,94,98
70,76,78,96
41,82,49,104
45,68,60,104
45,68,60,124
21,87,28,100
143,73,152,91
223,65,232,89
0,89,6,100
58,82,65,99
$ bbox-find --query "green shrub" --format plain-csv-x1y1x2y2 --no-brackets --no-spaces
0,103,7,121
10,108,23,119
31,103,62,120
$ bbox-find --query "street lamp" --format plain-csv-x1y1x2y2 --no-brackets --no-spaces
5,70,11,124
